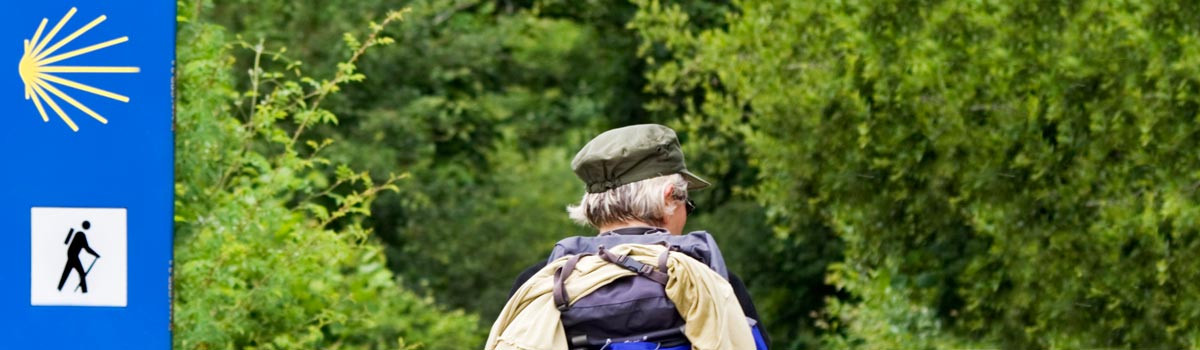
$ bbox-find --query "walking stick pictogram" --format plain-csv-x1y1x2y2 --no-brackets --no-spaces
73,255,99,293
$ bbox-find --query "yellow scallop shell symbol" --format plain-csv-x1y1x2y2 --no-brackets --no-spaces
17,7,140,132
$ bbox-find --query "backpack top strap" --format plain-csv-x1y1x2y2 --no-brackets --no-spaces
597,245,669,285
549,231,729,280
595,244,672,285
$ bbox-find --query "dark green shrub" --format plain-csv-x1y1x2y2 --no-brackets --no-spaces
634,0,1200,348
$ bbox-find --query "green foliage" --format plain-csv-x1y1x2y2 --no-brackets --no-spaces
200,0,790,340
199,0,676,322
631,1,846,348
376,137,593,319
317,1,631,320
174,2,480,348
634,0,1200,348
189,0,1200,348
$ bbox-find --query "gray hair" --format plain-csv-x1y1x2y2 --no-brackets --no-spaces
567,174,688,228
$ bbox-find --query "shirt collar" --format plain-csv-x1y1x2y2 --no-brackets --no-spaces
599,226,669,236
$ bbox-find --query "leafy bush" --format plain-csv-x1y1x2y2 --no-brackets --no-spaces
173,2,481,348
634,0,1200,348
198,0,688,321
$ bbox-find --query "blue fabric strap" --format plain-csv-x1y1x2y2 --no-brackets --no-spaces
603,325,764,350
597,325,767,350
609,343,690,350
752,325,768,350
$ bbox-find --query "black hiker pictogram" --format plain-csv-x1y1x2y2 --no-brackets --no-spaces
57,220,100,293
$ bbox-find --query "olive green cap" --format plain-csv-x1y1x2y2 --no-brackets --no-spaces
572,124,711,193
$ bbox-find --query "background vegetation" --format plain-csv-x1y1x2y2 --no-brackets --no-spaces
177,0,1200,349
174,2,479,349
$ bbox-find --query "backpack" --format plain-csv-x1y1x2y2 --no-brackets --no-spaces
547,228,767,350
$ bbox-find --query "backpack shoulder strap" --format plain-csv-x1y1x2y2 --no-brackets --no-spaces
552,253,591,311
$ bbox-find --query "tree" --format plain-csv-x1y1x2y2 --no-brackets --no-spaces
634,0,1200,348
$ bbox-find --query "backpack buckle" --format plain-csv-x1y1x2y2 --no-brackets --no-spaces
597,245,670,285
599,245,648,273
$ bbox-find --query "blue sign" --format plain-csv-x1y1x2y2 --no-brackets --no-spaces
0,1,173,349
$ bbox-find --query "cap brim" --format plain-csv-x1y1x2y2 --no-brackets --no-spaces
680,169,711,191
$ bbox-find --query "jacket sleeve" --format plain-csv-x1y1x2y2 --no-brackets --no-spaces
729,273,771,348
508,261,547,299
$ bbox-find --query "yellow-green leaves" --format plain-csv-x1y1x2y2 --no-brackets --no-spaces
174,1,479,348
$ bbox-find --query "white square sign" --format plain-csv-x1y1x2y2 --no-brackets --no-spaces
30,207,128,307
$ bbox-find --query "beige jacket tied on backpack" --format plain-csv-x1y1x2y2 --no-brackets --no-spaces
486,244,756,350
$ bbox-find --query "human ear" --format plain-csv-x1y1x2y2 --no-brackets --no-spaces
662,186,680,215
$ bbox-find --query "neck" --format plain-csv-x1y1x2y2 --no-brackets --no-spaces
597,221,655,234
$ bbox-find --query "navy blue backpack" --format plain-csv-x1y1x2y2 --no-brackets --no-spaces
547,228,768,350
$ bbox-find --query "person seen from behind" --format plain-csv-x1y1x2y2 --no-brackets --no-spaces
487,124,770,350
